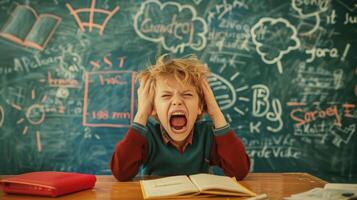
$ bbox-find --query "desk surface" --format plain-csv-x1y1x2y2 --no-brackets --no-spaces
0,173,327,200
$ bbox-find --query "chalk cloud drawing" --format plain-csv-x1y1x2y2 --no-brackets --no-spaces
291,0,330,35
134,0,207,53
66,0,119,36
250,17,300,74
0,5,61,51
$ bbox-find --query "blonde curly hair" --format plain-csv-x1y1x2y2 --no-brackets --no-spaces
137,54,210,111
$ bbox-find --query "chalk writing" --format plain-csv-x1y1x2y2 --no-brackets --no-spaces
244,135,301,159
91,110,130,120
288,102,356,127
83,71,135,128
306,43,351,63
344,12,357,24
90,55,126,70
293,63,344,102
134,0,207,53
251,84,283,133
47,72,79,88
10,55,61,75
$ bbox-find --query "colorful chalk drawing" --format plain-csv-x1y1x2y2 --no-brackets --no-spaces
0,5,61,51
66,0,119,36
83,71,135,128
330,124,355,147
134,0,208,53
208,72,249,122
207,70,283,133
250,17,301,74
291,0,329,35
12,89,48,152
90,54,126,71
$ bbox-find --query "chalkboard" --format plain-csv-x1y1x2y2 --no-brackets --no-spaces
0,0,356,183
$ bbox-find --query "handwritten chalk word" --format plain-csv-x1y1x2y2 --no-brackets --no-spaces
47,72,79,88
91,110,130,120
99,75,127,86
294,0,329,10
219,19,250,32
306,43,351,63
290,105,343,127
293,121,329,137
306,47,338,63
243,135,296,147
90,55,125,70
252,85,283,132
141,14,194,42
13,55,61,74
344,12,357,24
247,146,301,159
326,10,337,24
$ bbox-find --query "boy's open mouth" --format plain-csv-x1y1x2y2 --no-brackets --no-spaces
169,111,187,133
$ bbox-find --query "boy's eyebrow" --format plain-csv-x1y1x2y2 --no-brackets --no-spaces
160,90,173,93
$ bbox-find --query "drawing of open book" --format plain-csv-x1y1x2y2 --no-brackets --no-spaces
0,5,61,51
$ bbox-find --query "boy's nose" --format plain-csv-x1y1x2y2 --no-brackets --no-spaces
172,101,182,106
172,97,183,106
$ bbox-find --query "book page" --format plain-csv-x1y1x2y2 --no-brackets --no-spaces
189,173,255,196
24,14,61,50
0,5,37,41
324,183,357,191
140,175,200,199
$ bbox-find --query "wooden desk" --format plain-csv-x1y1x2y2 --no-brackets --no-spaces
0,173,326,200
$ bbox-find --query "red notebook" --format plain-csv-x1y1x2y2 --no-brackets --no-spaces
0,171,96,197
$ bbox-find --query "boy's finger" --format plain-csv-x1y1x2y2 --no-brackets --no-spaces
140,75,149,87
149,81,155,96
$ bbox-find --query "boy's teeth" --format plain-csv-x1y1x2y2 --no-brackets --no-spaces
172,111,184,115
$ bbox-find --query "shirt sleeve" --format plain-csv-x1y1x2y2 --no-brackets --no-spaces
109,123,148,181
210,124,251,180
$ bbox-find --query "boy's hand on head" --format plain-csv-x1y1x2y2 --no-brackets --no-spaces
134,75,155,126
201,78,228,129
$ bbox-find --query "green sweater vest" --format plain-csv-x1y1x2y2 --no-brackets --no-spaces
134,117,220,176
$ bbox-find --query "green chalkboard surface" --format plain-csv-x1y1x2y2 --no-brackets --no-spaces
0,0,356,182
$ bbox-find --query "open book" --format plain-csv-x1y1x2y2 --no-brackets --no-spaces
0,5,61,51
140,173,256,199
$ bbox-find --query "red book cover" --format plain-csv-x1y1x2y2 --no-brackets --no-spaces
0,171,96,197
